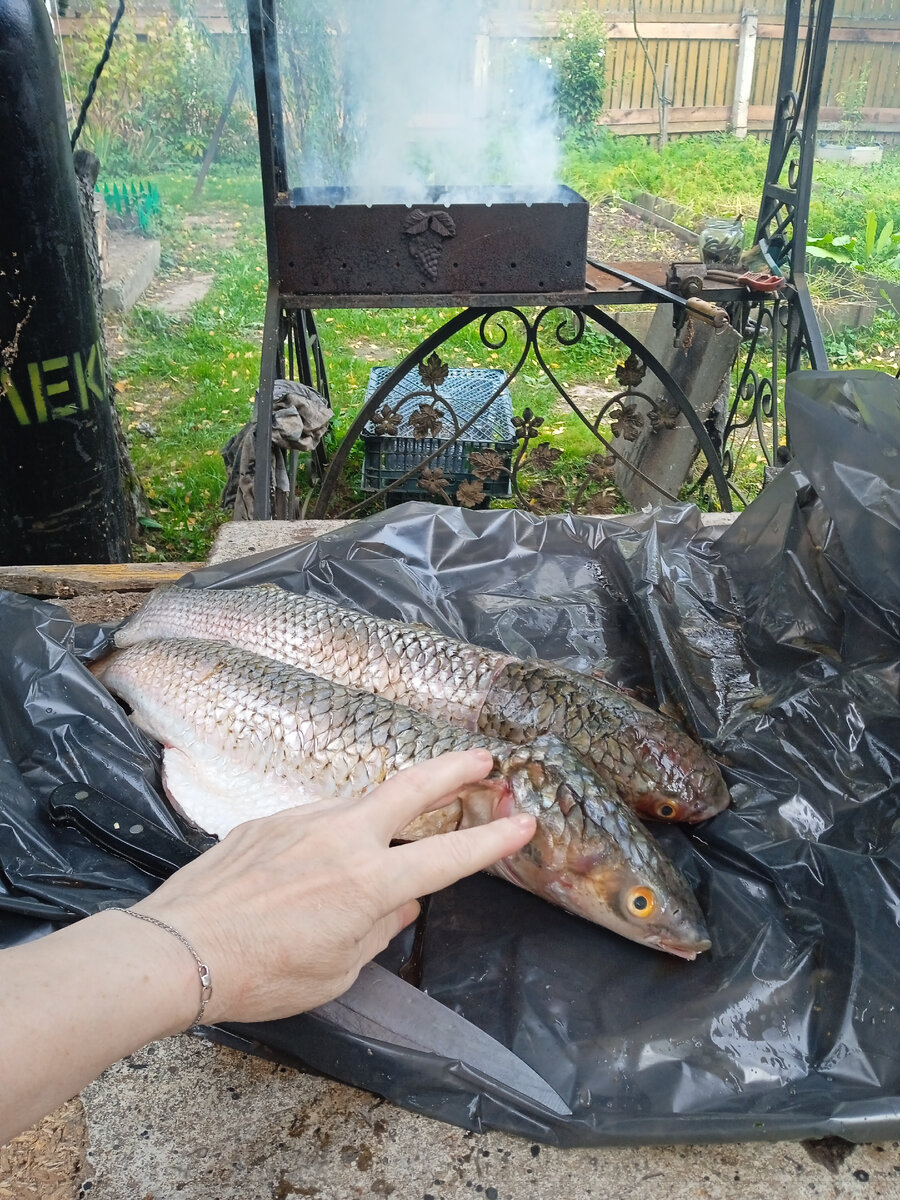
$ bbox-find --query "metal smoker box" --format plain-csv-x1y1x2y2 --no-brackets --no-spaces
274,185,589,297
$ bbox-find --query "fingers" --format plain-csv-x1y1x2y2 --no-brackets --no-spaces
363,748,495,838
334,900,422,997
385,811,536,908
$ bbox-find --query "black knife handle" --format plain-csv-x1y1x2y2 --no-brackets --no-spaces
49,782,211,878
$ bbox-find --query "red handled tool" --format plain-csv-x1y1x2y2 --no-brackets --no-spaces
703,269,784,292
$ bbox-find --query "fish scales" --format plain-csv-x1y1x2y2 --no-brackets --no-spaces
116,586,511,730
94,638,711,958
115,585,729,823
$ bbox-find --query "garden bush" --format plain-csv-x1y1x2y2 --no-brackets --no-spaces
549,10,608,139
64,1,257,175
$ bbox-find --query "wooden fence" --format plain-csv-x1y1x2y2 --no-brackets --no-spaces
501,1,900,141
59,0,900,143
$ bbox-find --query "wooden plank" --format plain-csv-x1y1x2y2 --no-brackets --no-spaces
694,38,708,107
606,21,740,39
485,14,900,39
57,15,234,33
208,520,353,565
602,104,731,127
752,36,779,107
756,23,900,42
745,104,900,131
626,37,641,110
609,38,626,108
650,39,668,109
604,104,900,137
816,105,900,124
706,33,723,109
866,36,889,110
870,42,896,112
0,563,200,598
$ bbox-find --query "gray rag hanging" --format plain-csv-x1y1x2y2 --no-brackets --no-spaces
221,380,332,519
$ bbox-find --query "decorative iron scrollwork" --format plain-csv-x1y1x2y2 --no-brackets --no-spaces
709,0,833,499
306,303,733,519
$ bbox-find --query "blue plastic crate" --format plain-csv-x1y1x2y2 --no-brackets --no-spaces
361,366,515,500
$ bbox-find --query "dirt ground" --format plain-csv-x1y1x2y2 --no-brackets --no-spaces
48,591,146,624
0,1100,92,1200
586,199,689,265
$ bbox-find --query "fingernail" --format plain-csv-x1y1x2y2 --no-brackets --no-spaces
470,748,494,765
510,813,536,833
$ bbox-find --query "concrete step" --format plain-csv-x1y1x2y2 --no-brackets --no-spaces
101,231,161,313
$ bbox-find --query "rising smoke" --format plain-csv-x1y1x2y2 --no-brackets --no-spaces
277,0,562,202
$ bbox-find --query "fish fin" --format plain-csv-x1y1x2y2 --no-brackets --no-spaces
399,802,463,840
457,778,514,827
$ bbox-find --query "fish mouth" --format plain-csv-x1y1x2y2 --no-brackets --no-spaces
654,935,712,961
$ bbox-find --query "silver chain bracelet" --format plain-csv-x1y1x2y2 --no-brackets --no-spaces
109,907,213,1029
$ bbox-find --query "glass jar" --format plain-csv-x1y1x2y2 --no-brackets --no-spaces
699,217,744,267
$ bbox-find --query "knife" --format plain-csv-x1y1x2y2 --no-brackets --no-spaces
48,782,571,1117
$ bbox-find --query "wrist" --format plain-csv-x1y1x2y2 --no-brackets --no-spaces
92,908,206,1037
110,908,213,1029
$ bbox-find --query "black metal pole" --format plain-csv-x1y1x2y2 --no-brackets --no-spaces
0,0,130,564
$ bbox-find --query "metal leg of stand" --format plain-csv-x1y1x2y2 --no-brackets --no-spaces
253,284,282,521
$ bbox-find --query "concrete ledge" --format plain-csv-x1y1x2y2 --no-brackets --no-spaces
75,1036,899,1200
816,143,883,166
101,231,161,313
208,512,740,566
208,519,354,563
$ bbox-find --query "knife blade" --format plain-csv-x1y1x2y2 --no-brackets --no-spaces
48,782,571,1117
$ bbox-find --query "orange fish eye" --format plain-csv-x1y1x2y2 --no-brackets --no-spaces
625,886,657,919
655,800,678,820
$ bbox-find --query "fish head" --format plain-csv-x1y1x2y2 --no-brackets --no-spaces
489,741,712,960
628,737,731,825
566,854,711,960
501,821,712,960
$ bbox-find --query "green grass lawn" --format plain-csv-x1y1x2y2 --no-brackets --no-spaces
110,144,900,561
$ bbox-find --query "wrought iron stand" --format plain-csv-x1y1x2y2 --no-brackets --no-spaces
245,0,834,522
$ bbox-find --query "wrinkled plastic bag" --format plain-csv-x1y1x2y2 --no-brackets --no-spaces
1,369,898,1147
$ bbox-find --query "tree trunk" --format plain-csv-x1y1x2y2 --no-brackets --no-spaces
73,149,149,541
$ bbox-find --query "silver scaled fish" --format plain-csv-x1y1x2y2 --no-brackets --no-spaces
116,585,729,823
94,637,712,959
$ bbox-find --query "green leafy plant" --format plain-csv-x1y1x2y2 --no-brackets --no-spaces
834,68,870,148
550,10,608,136
65,2,257,173
808,210,900,272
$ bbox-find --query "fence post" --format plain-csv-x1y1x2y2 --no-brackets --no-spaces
660,62,671,149
731,8,758,139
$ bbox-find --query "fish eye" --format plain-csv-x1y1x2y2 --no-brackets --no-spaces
625,886,657,919
655,800,678,820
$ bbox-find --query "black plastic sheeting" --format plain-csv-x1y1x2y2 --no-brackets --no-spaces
1,369,898,1146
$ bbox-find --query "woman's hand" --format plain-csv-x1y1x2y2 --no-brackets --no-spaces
0,749,535,1144
132,747,536,1023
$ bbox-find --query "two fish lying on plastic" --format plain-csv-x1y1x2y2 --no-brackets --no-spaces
93,585,730,960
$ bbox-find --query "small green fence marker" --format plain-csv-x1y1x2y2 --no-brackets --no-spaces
100,181,161,231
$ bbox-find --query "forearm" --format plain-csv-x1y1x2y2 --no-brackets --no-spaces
0,752,535,1146
0,910,199,1144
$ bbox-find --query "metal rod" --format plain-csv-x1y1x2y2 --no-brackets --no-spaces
587,258,730,328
